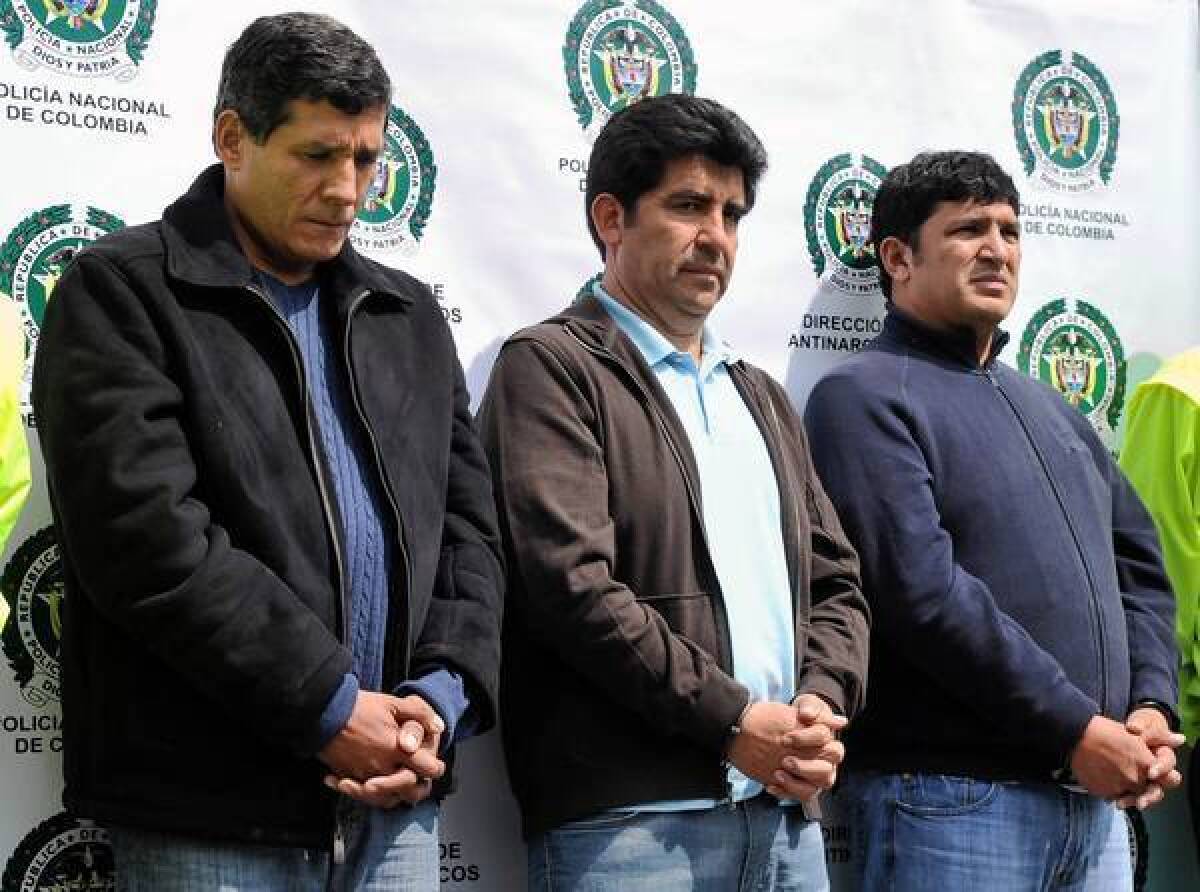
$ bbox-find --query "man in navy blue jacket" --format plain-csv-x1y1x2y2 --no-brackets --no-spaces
804,151,1181,891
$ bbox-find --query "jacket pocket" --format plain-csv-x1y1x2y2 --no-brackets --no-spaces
635,592,720,661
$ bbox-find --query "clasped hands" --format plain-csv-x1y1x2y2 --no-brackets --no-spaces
318,691,446,809
726,694,847,803
1069,707,1186,811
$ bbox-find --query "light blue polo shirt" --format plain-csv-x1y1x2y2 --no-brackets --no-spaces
594,284,795,808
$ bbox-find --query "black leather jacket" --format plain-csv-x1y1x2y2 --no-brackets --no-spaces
32,165,504,847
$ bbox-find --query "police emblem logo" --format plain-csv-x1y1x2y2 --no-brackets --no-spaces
0,204,124,424
0,0,156,81
1,527,64,710
804,153,888,297
350,104,436,256
563,0,697,137
1017,298,1127,437
1012,50,1119,193
1,813,113,892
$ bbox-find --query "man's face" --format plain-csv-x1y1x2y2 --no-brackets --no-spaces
598,154,747,338
890,199,1022,335
219,98,386,283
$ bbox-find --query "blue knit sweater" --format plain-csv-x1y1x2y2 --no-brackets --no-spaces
263,274,469,752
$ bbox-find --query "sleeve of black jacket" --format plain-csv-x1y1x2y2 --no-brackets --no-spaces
410,330,505,733
32,251,351,753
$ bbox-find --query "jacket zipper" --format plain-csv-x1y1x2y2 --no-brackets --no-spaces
342,288,413,682
565,326,735,802
981,367,1109,712
332,815,346,866
244,284,350,859
244,285,349,637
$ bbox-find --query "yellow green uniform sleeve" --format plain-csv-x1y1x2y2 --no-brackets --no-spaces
1120,350,1200,741
0,300,33,631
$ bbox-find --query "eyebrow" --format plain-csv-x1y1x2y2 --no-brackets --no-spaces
666,188,712,203
666,189,747,213
949,211,1014,227
298,139,382,155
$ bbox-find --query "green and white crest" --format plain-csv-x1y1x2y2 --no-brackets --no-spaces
1,526,64,709
563,0,697,137
1017,298,1127,435
1,814,113,892
0,204,124,423
1012,50,1119,192
0,0,157,81
803,153,887,297
350,104,437,257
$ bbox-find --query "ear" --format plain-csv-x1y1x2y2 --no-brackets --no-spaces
590,193,626,259
213,109,249,168
879,236,914,288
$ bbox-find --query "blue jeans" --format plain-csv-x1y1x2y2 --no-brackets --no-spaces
838,771,1132,891
109,799,438,891
528,795,829,891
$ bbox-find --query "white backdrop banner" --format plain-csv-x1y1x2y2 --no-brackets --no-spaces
1,1,1197,888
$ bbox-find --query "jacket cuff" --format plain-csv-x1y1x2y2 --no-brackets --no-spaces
694,673,752,755
1049,694,1101,766
300,673,358,757
794,674,850,718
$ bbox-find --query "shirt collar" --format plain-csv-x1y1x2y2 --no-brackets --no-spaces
883,306,1009,369
592,282,739,371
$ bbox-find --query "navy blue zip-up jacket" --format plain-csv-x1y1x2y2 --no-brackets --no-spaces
804,309,1176,780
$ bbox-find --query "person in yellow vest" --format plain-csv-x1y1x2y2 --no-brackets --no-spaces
1120,347,1200,851
0,299,33,632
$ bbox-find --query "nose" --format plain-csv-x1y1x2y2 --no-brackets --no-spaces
321,157,360,208
693,207,734,263
979,224,1008,262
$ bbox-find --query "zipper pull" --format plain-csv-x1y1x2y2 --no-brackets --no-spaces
718,772,736,809
333,814,346,865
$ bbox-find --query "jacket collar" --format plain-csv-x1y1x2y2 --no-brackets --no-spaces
550,293,746,373
549,292,633,348
549,292,800,599
551,293,707,499
881,305,1010,369
161,164,410,306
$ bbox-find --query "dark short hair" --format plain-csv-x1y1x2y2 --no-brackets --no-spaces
584,95,768,259
871,151,1020,299
214,12,390,144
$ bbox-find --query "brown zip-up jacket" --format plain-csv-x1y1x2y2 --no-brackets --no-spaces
478,296,869,838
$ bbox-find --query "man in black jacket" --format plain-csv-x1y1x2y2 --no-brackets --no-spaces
480,95,869,891
32,13,503,890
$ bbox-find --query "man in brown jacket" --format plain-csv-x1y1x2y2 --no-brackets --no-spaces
479,95,869,891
